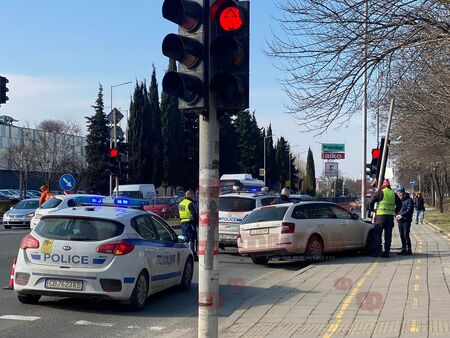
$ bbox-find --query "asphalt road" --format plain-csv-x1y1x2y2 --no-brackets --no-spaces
0,227,307,338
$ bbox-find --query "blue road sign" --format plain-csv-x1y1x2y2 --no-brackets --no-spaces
409,178,417,186
59,174,76,191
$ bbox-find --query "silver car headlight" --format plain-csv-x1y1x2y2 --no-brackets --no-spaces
26,212,35,217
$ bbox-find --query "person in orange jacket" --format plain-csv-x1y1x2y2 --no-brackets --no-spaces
39,185,54,206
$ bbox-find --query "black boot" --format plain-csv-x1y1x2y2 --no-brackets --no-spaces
405,249,412,255
397,249,406,255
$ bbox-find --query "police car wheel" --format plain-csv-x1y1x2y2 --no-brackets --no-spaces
129,271,148,311
305,235,323,262
179,257,194,291
17,294,41,304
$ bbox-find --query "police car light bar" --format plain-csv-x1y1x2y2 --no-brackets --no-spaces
113,198,147,208
72,196,147,208
72,196,104,205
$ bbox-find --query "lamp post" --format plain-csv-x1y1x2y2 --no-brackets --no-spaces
109,81,132,196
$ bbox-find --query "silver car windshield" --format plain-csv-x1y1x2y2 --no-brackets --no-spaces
242,206,289,224
14,200,39,209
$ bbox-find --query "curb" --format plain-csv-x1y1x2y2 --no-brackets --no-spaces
424,221,450,240
219,263,315,331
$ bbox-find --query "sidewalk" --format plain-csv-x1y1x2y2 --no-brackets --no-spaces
219,222,450,337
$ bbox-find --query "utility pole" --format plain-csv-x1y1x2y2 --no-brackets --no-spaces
361,0,369,218
377,99,394,190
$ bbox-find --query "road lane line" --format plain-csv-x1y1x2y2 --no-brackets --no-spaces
415,275,420,281
410,320,419,333
414,284,420,292
416,266,421,271
0,315,41,321
322,262,379,338
417,259,421,264
412,298,418,309
74,320,114,327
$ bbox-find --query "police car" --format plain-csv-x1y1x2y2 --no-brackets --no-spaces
14,197,194,311
219,191,276,248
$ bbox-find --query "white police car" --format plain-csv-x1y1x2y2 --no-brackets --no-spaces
14,197,194,311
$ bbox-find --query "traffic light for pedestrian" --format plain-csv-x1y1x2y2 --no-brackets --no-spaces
369,148,381,179
209,0,249,112
0,76,9,104
162,0,207,110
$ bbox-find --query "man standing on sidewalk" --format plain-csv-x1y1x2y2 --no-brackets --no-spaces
369,179,402,258
395,186,414,255
178,190,199,260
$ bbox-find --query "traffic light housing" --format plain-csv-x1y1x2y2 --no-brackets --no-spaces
209,0,249,112
107,147,120,176
0,76,9,104
369,148,381,179
162,0,207,110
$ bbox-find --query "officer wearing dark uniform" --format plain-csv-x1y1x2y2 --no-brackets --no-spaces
178,190,198,259
369,179,402,257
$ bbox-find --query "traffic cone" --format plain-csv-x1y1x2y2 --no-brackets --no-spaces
3,257,16,290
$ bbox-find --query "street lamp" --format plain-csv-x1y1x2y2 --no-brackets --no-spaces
109,81,132,196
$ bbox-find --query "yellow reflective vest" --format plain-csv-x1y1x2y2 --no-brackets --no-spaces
179,198,194,223
376,188,396,216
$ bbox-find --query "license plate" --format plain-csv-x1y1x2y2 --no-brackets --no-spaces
250,228,269,235
219,234,237,240
45,279,83,291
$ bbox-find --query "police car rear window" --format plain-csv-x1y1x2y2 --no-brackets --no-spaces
242,206,289,224
219,197,256,212
35,217,124,241
40,197,63,209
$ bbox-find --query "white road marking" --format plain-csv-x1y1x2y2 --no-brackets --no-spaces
74,320,114,327
0,315,41,321
149,326,165,331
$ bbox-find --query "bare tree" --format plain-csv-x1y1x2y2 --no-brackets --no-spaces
267,0,450,132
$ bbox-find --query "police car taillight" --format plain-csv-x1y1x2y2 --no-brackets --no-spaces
96,241,134,255
281,222,295,234
20,234,40,250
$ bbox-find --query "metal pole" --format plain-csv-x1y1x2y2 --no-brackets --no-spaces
263,137,266,186
377,98,395,189
110,86,113,196
361,0,369,218
288,153,291,189
198,110,220,337
199,1,219,334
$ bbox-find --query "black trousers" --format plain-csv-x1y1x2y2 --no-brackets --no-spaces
374,215,394,255
398,220,412,250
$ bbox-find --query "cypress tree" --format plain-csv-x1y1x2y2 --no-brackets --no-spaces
265,124,277,189
182,112,199,190
219,113,240,175
148,66,163,187
128,82,145,183
85,84,110,195
303,147,317,196
275,136,289,189
161,59,184,190
141,83,153,183
235,110,262,177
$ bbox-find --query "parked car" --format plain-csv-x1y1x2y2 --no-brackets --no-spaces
30,194,104,230
219,191,276,248
289,194,314,202
143,197,179,219
3,198,39,229
0,189,20,200
238,201,374,264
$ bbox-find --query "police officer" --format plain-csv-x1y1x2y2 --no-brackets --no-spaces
369,179,402,257
395,186,414,255
271,188,291,204
178,190,199,260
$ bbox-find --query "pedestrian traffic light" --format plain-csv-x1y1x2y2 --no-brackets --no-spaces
209,0,249,112
0,76,9,104
162,0,207,110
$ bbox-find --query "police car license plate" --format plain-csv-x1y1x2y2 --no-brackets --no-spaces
250,228,269,235
219,234,237,240
45,279,83,291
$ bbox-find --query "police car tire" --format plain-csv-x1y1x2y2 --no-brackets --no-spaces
17,294,41,304
129,271,148,311
251,256,268,265
179,256,194,291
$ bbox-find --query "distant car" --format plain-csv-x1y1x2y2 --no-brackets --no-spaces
0,189,20,200
30,194,104,230
143,197,179,219
238,201,375,265
0,191,9,200
13,197,194,310
3,198,39,229
219,192,276,248
289,194,313,202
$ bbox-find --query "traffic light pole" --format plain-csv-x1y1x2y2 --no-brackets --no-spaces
377,98,394,190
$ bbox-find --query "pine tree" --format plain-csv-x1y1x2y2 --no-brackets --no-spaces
219,113,240,175
161,59,184,190
275,137,290,189
148,66,163,187
85,84,110,195
265,124,277,189
303,147,317,196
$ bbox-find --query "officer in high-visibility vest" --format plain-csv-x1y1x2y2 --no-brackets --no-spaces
178,190,199,259
369,179,402,257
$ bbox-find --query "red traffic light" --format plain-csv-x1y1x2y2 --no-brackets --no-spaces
109,148,119,158
219,6,243,32
371,148,381,159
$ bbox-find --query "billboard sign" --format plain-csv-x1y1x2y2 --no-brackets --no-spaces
321,143,345,153
321,152,345,160
324,162,338,177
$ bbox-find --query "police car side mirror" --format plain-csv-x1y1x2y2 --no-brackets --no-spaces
177,235,187,243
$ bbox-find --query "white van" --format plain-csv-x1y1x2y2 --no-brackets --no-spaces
112,184,157,199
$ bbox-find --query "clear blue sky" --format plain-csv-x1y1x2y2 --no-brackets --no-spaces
0,0,376,179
